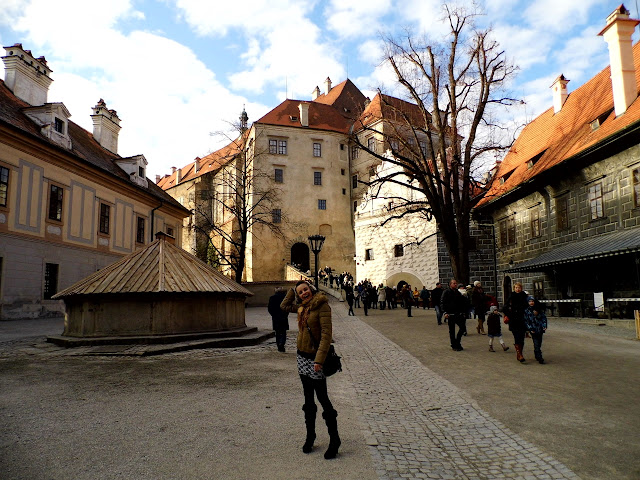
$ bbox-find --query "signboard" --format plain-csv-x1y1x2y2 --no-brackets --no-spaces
593,292,604,312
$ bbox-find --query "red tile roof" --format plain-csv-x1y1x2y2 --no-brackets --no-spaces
476,41,640,209
312,78,367,118
356,93,432,129
255,99,353,133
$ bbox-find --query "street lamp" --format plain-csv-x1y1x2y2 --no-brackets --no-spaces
308,234,326,289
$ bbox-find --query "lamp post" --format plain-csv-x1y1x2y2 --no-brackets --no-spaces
308,234,326,290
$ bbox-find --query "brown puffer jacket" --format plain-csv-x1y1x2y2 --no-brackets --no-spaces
280,289,332,365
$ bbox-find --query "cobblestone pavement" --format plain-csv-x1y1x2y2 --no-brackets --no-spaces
331,303,579,480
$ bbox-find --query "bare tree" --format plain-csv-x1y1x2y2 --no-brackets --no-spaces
351,3,518,284
191,119,285,283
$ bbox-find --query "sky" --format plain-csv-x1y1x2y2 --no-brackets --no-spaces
0,0,637,179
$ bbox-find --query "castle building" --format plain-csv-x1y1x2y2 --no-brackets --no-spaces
0,44,189,318
474,6,640,317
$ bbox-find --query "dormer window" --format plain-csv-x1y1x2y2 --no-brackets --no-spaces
590,109,614,131
289,115,298,122
500,170,514,184
139,166,144,177
54,117,64,134
527,150,546,169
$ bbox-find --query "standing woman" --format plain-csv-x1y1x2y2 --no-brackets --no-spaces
502,281,529,362
281,280,341,459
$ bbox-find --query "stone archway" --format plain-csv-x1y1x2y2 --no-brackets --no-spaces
291,243,310,272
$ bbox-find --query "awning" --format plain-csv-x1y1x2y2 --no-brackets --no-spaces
506,228,640,272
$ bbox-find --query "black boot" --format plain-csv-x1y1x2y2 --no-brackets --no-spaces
322,409,341,459
302,404,317,453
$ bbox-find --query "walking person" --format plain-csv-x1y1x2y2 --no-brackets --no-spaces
420,286,430,309
267,287,289,352
471,281,487,335
502,281,529,362
344,283,355,316
441,279,469,351
361,287,369,316
377,284,386,310
431,282,444,324
280,280,341,459
486,306,509,352
524,295,548,364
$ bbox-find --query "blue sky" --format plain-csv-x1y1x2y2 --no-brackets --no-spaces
0,0,636,178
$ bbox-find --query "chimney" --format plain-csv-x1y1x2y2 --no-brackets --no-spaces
91,99,121,154
194,157,200,173
299,103,309,127
155,174,161,183
175,168,182,184
171,166,177,174
599,5,640,116
312,86,321,100
324,76,332,95
2,44,53,106
550,74,570,113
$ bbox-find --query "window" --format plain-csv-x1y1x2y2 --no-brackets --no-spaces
313,142,322,157
278,140,287,155
314,171,322,185
369,167,375,178
166,226,174,236
351,145,359,159
272,209,282,223
499,217,516,247
138,166,144,177
588,183,604,220
352,175,358,189
136,216,145,244
274,168,283,183
353,201,358,212
633,168,640,207
387,201,394,211
318,199,326,210
390,139,399,151
367,137,376,153
341,168,345,175
99,203,110,235
394,244,404,257
44,263,59,300
54,117,64,134
48,184,63,221
0,166,8,207
419,141,427,157
556,196,569,231
342,188,346,195
530,208,541,238
269,139,277,154
365,248,374,261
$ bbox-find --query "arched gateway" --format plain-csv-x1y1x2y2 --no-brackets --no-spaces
291,242,310,272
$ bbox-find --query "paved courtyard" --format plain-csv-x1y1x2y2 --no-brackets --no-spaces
0,297,638,479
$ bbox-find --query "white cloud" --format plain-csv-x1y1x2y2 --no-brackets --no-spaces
491,23,552,71
324,0,392,39
523,0,606,33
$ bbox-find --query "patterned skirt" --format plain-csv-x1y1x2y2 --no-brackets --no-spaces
297,353,326,380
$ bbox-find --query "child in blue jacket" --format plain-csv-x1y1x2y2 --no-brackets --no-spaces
524,295,548,364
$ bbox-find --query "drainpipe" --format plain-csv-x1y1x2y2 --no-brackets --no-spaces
150,200,163,242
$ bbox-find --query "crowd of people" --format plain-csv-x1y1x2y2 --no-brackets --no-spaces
266,274,548,461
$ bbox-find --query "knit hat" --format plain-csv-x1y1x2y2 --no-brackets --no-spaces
474,281,481,287
489,305,497,312
527,295,535,302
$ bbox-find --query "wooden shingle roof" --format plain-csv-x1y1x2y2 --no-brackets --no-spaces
53,234,252,297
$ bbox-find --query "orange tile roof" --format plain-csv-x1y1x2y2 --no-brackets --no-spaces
313,78,367,118
356,93,432,129
476,41,640,209
157,132,245,189
255,98,353,133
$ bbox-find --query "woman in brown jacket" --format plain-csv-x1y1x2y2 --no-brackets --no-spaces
281,280,340,459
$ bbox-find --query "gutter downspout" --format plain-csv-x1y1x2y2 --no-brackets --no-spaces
150,200,163,242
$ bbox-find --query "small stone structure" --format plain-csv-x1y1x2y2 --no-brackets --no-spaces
52,233,253,338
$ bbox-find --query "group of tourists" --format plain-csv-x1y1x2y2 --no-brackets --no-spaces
266,274,548,462
319,267,353,290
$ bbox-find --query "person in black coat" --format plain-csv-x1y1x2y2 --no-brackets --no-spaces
440,279,469,351
502,281,529,362
268,287,289,352
431,282,444,324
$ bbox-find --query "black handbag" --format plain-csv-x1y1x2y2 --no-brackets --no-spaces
306,325,342,377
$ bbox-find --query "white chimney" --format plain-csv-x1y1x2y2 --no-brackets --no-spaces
175,168,182,184
312,86,320,100
324,76,332,95
599,5,639,116
550,74,570,113
299,103,309,127
2,44,53,106
91,99,121,154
